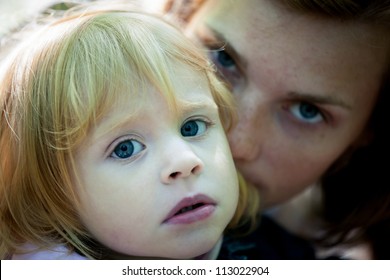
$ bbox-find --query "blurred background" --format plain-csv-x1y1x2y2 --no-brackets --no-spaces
0,0,166,40
0,0,166,61
1,0,57,38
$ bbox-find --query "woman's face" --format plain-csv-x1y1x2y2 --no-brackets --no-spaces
185,0,389,208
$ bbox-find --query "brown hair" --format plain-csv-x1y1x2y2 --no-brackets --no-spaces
280,0,390,260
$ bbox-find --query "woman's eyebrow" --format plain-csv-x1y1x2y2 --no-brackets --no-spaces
288,91,352,110
200,26,351,111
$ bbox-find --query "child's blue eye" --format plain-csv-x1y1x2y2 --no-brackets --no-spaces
291,102,324,123
181,120,207,137
112,139,144,159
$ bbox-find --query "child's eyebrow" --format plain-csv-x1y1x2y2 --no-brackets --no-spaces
91,114,139,142
176,98,219,116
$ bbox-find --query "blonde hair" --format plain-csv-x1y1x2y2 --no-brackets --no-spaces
0,7,258,259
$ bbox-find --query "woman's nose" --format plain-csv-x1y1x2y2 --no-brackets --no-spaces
160,142,204,184
228,109,262,162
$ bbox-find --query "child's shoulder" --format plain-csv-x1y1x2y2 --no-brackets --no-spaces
11,243,88,260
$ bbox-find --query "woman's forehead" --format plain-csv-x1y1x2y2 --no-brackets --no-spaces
195,0,390,84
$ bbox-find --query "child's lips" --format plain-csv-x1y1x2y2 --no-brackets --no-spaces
163,194,217,225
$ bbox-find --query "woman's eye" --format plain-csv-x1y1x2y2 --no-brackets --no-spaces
209,50,243,89
111,139,144,159
290,102,324,123
181,120,207,137
215,49,235,68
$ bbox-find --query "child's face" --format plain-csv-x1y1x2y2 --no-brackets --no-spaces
73,62,238,259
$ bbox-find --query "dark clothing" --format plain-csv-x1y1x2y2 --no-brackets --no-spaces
218,215,316,260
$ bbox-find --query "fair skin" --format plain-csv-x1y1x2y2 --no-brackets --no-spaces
73,63,238,259
184,0,389,209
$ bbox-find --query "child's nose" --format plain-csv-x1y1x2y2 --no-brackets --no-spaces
160,143,204,184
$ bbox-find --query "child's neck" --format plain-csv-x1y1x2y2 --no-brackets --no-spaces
104,237,223,260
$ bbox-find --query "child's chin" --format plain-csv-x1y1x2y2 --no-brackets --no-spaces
167,235,222,260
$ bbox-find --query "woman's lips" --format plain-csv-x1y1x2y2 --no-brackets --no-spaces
163,194,216,225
